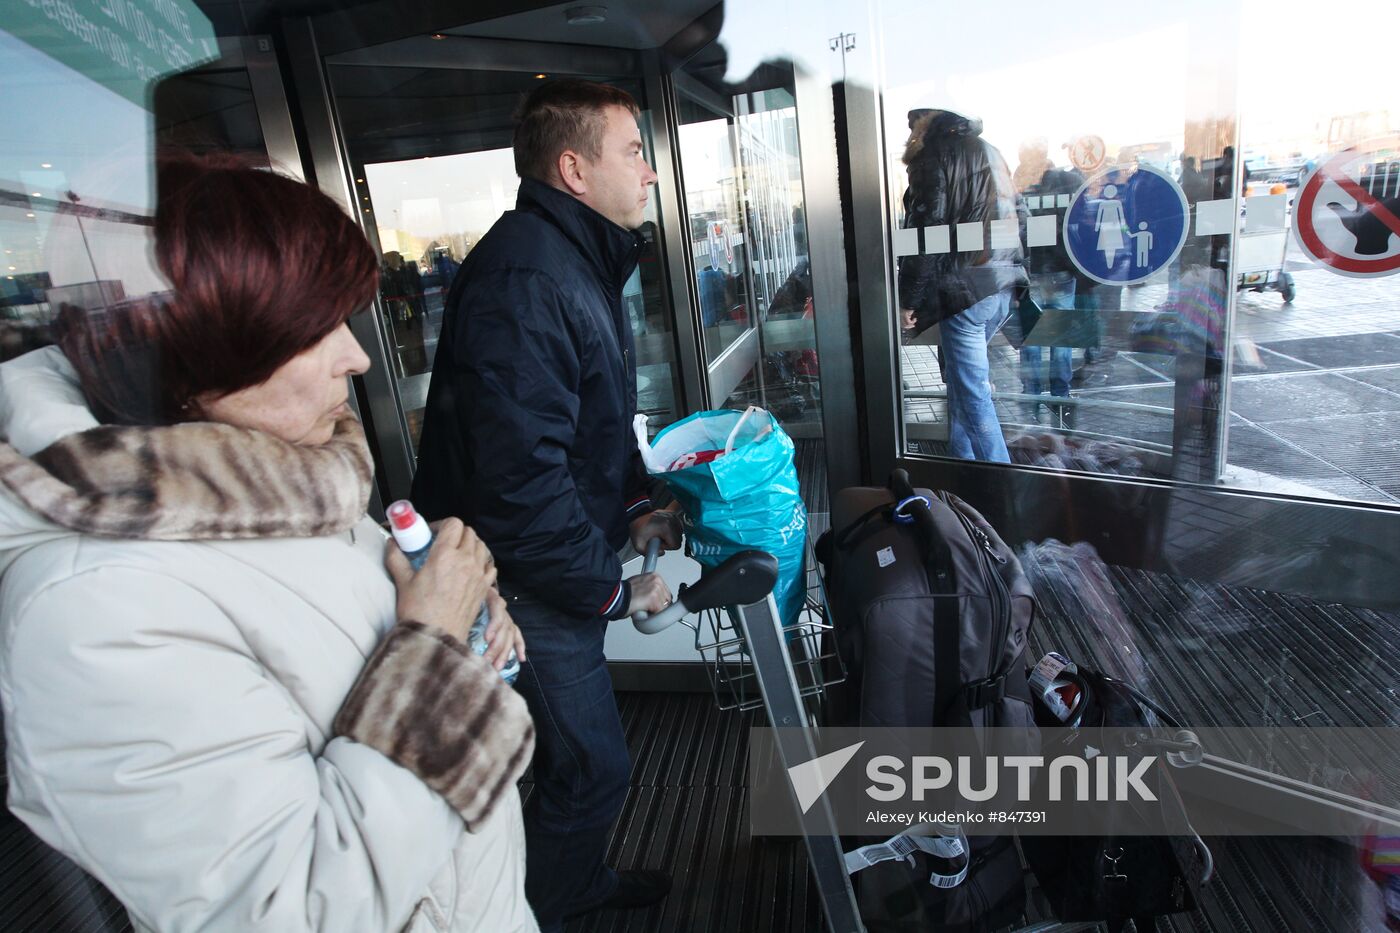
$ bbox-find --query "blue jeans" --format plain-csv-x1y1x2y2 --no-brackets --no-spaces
1020,272,1076,398
507,594,629,932
939,290,1013,463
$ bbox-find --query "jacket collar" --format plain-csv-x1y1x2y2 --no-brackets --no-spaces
517,178,642,292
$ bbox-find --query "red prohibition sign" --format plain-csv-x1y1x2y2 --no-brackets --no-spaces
1294,140,1400,277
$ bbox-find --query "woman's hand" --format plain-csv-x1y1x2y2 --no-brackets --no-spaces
384,517,495,643
481,589,526,670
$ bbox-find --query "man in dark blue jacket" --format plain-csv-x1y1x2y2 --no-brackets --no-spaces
412,80,680,930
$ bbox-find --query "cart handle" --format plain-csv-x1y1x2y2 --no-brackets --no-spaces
633,550,779,635
632,537,665,626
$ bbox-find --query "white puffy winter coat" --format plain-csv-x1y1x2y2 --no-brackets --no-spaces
0,347,538,932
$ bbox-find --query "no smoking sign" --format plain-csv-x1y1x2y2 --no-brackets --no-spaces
1294,137,1400,278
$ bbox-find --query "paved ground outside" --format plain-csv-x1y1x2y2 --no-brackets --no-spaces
902,252,1400,505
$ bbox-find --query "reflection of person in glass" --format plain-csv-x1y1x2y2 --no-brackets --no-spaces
1170,155,1212,305
898,109,1027,462
1013,139,1082,424
411,80,681,931
0,154,536,932
381,249,428,373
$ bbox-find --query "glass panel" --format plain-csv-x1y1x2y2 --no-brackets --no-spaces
675,91,754,365
0,19,233,362
714,0,1397,928
327,63,683,453
1228,0,1400,505
866,0,1400,505
740,85,822,440
880,4,1234,475
154,65,265,159
672,57,827,503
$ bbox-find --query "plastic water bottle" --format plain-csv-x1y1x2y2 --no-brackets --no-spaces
386,500,520,684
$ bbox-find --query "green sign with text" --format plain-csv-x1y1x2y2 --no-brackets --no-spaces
7,0,217,108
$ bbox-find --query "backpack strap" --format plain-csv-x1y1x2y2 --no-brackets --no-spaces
832,500,894,553
933,592,968,729
889,469,953,590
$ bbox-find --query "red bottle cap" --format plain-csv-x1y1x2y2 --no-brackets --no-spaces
387,499,418,531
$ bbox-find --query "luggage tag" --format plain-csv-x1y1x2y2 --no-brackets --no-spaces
844,824,968,889
1030,651,1082,722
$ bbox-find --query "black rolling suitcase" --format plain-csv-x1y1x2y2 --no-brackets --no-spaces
817,470,1040,931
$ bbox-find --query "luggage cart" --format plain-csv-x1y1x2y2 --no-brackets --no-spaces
681,536,842,713
1235,225,1296,303
632,540,1108,933
633,536,860,932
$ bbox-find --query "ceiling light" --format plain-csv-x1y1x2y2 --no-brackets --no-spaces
430,33,446,40
565,5,607,25
31,192,41,197
40,162,51,169
535,73,547,79
25,212,34,218
7,266,15,271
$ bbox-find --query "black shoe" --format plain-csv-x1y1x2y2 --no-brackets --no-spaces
1070,367,1111,390
596,870,672,911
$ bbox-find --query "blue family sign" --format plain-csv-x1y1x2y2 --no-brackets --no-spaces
1063,164,1189,286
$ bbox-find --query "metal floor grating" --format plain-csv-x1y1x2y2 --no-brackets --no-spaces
2,554,1396,931
1263,410,1400,501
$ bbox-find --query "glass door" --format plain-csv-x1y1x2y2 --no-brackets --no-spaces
0,35,300,365
674,77,761,405
670,60,829,505
316,37,686,496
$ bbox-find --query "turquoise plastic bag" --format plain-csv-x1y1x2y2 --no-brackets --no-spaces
634,407,808,629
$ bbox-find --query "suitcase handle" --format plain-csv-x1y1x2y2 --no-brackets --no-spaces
890,469,952,589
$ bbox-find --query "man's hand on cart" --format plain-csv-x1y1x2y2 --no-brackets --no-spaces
625,572,673,617
628,505,683,556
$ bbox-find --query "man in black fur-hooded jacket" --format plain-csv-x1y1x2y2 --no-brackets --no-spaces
898,109,1027,462
412,80,681,932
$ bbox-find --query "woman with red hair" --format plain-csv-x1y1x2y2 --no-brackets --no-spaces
0,154,537,931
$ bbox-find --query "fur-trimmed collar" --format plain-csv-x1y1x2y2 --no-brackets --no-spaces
0,415,373,540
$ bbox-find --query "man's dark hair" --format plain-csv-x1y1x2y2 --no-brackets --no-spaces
513,79,640,182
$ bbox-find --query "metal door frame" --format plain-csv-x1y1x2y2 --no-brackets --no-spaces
183,36,306,183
